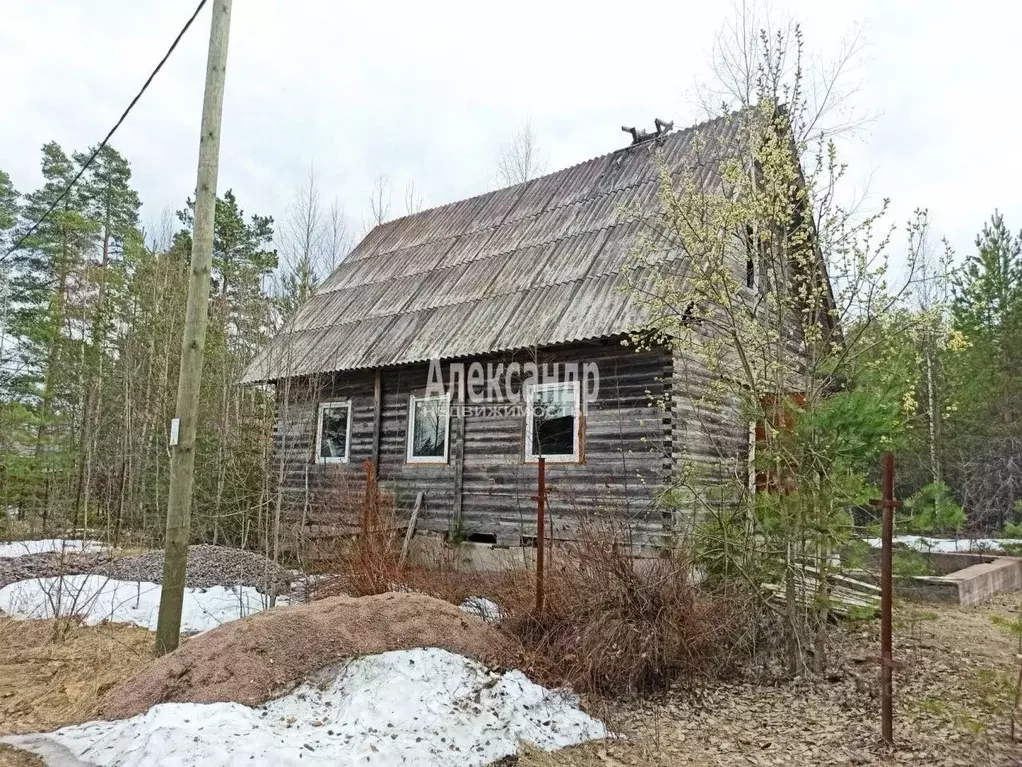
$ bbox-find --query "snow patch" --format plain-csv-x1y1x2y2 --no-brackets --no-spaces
459,596,502,622
2,647,607,767
0,538,105,559
863,535,1018,554
0,574,280,633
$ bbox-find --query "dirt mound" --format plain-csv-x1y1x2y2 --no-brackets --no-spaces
99,592,515,720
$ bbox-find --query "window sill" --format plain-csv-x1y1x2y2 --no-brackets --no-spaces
316,457,349,465
524,455,580,464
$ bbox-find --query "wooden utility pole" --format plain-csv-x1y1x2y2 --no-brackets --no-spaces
155,0,233,656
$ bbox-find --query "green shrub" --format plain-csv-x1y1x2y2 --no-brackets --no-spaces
892,549,931,576
905,482,966,535
999,541,1022,557
999,521,1022,539
842,538,872,569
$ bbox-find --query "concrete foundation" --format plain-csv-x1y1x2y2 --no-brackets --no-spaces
895,553,1022,606
408,535,536,571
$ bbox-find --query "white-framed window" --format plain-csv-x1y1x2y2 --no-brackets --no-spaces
315,401,352,464
524,381,581,463
406,394,451,464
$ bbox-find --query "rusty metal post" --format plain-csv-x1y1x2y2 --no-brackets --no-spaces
873,452,899,745
536,457,546,614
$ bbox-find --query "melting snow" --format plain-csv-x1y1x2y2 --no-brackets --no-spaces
0,539,106,558
2,647,607,767
864,535,1018,554
459,596,503,622
0,574,279,633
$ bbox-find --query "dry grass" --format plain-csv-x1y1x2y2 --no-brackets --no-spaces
0,617,154,736
0,745,42,767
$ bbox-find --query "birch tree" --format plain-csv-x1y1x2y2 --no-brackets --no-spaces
628,27,920,673
278,170,325,322
496,121,546,187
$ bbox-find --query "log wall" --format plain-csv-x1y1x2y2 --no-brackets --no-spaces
273,340,679,547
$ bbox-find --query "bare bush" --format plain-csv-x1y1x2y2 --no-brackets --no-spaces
958,437,1022,530
315,508,751,696
307,460,403,595
503,533,751,696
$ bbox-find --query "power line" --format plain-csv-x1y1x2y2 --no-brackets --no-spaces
2,0,210,262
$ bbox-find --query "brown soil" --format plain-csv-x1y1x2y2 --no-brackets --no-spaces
100,591,514,720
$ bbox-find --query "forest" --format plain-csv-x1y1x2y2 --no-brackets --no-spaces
0,143,354,548
0,133,1021,554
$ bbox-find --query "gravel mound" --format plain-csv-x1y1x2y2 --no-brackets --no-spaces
0,552,112,589
96,545,291,593
99,592,516,720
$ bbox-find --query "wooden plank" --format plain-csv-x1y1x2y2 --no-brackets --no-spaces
452,401,465,532
371,369,382,478
399,491,424,568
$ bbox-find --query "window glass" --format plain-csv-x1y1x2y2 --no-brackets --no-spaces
317,402,350,462
408,395,449,462
527,383,579,459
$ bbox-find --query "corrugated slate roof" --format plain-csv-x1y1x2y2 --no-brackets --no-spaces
243,113,746,383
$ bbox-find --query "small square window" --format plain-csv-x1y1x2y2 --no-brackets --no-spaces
315,401,351,464
525,381,581,462
407,394,450,463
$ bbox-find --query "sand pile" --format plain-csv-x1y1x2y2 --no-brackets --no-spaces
100,591,515,720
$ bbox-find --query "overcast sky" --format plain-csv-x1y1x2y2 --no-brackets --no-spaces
2,0,1018,266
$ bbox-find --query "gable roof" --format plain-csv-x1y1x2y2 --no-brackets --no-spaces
243,114,747,383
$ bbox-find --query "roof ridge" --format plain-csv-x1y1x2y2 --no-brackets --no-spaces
369,111,738,233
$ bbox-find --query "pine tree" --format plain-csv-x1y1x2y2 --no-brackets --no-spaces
178,190,277,544
0,169,17,247
8,143,98,523
0,169,21,519
948,211,1022,450
953,211,1022,336
0,167,20,373
71,145,142,526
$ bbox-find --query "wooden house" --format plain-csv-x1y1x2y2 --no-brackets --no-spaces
243,113,831,549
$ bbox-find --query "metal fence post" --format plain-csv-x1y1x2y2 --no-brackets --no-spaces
536,456,546,613
871,452,901,745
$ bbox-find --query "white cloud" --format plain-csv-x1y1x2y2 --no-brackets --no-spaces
1,0,1018,261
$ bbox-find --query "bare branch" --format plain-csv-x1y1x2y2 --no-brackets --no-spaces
496,120,546,187
364,175,392,232
404,180,425,216
323,199,351,272
692,0,874,145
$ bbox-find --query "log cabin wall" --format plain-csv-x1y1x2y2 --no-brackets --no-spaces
273,340,678,548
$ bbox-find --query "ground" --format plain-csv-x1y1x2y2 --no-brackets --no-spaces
523,593,1022,766
0,596,1021,765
